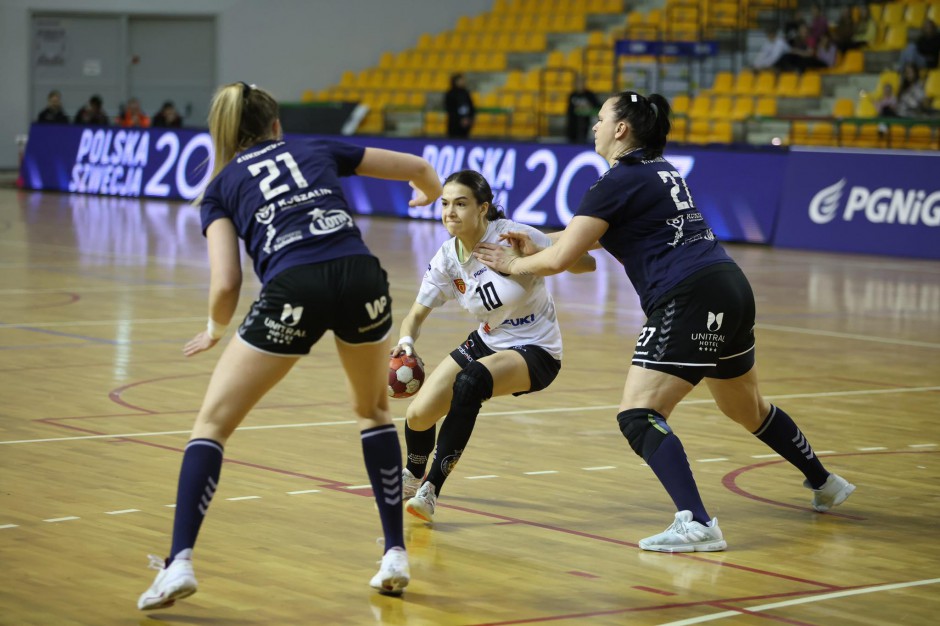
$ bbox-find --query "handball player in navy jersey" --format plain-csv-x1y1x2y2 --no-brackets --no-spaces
474,91,854,552
138,82,442,609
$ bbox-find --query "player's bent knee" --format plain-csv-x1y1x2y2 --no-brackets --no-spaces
451,361,494,408
616,408,673,462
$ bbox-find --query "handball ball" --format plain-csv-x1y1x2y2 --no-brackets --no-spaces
388,354,425,399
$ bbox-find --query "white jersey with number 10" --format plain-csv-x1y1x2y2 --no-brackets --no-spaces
417,219,562,360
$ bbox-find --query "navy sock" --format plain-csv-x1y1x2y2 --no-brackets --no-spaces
404,421,436,478
361,424,404,551
754,405,829,488
645,435,711,525
424,403,479,495
170,438,224,561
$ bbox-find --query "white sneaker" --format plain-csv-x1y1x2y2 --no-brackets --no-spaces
137,549,198,610
639,511,727,553
805,473,856,512
369,547,409,595
402,468,422,499
406,482,436,522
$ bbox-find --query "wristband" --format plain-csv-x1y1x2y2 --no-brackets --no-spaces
207,318,229,340
398,336,414,355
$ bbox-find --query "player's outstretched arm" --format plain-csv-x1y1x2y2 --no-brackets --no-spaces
355,148,442,207
475,216,607,276
497,230,595,274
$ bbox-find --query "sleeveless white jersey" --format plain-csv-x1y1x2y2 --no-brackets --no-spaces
417,219,562,360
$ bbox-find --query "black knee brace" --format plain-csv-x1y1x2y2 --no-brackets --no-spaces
452,361,494,408
616,408,672,463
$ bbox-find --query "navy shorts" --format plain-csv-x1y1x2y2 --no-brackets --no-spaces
449,331,561,395
238,255,392,356
632,263,756,385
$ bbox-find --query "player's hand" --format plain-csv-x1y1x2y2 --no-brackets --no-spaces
391,341,416,358
183,331,219,357
473,241,520,274
408,181,434,207
498,230,543,257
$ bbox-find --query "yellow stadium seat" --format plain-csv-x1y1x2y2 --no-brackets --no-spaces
672,94,690,115
687,119,711,144
838,122,859,147
830,49,865,74
689,94,712,119
925,70,940,99
776,73,799,96
809,123,837,146
755,96,777,117
796,73,822,97
730,96,754,121
791,121,811,144
710,120,733,143
907,125,937,149
711,71,734,95
877,70,901,93
733,71,756,96
929,3,940,23
671,116,688,142
881,2,906,25
905,2,927,28
855,123,885,148
753,71,777,96
887,124,908,149
874,25,908,51
710,96,733,119
833,98,855,117
856,96,877,118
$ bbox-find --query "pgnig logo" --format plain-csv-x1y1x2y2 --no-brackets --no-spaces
809,179,940,226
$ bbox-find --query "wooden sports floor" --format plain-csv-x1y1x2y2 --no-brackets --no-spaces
1,186,938,626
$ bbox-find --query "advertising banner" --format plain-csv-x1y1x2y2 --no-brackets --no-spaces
21,124,784,243
775,148,939,259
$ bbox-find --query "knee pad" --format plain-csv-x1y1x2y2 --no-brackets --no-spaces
452,361,494,407
616,408,672,462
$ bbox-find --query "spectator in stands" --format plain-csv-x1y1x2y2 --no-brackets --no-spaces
806,3,829,50
36,90,69,124
153,101,183,128
832,7,858,53
899,20,940,70
897,64,933,117
74,95,109,126
852,5,877,50
566,75,601,143
445,73,475,139
775,24,829,72
875,83,899,117
814,33,839,69
752,27,790,70
116,97,151,128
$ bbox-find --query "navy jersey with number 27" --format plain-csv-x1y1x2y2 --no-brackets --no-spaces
575,151,734,314
200,138,372,285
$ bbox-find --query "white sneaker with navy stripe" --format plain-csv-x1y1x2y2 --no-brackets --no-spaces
805,472,856,512
639,511,727,553
370,547,410,595
137,549,197,610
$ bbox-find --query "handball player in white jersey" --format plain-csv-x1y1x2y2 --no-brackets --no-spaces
392,170,596,522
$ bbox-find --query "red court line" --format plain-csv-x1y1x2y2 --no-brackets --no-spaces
708,601,820,626
632,585,675,596
723,450,940,520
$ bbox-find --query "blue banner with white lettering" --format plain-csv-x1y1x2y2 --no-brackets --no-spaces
775,148,939,259
20,125,784,244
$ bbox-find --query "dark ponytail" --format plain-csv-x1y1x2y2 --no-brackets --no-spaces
443,169,506,220
608,91,672,160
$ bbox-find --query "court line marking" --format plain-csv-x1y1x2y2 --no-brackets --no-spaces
105,509,140,515
226,496,261,502
523,470,559,475
43,516,80,523
0,316,205,329
2,385,938,445
697,458,729,463
756,323,940,349
0,524,19,530
658,577,940,626
910,443,937,448
583,466,617,471
466,475,499,480
286,489,320,495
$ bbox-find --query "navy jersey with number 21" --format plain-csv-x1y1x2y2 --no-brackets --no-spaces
575,151,734,314
200,138,372,285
